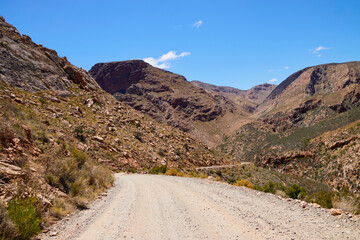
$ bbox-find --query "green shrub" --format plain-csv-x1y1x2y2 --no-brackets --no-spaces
0,201,18,240
39,97,47,105
36,131,49,144
7,198,41,239
70,148,87,168
175,148,181,156
44,174,57,187
69,180,85,197
314,191,333,208
286,184,307,199
158,148,165,157
74,126,86,142
133,131,143,142
215,170,222,177
255,181,277,193
149,165,167,174
228,178,236,184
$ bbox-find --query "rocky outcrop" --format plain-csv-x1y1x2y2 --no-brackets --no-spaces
89,60,147,94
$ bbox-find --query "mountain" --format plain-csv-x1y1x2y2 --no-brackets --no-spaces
0,16,229,234
89,61,276,147
219,61,360,194
191,80,276,113
89,61,231,131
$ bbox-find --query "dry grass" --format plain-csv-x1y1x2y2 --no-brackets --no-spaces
333,196,358,214
165,168,180,176
233,179,254,189
49,197,75,220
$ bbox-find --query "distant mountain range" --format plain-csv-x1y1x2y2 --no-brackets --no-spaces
89,61,276,146
90,60,360,194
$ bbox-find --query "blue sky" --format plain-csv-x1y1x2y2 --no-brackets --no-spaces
1,0,360,90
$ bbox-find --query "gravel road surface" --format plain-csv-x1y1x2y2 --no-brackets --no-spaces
41,174,360,240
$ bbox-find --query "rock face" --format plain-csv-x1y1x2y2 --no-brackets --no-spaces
0,17,99,93
90,61,236,144
259,62,360,115
219,61,360,194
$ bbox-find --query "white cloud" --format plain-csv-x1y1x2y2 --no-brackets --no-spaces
284,66,289,69
312,46,329,57
268,78,278,83
268,69,274,72
192,20,203,28
143,51,191,69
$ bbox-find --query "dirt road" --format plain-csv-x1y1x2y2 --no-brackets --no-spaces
42,174,360,240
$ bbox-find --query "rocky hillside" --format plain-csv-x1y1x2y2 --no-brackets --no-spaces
219,61,360,194
0,16,230,238
191,81,276,113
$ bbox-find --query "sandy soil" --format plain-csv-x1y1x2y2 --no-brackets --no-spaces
41,173,360,240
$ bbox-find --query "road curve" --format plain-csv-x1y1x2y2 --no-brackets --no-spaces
41,174,360,240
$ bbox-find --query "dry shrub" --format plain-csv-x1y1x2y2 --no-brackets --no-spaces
0,201,19,240
88,165,114,190
71,196,89,210
233,179,254,189
0,122,15,147
333,196,359,214
165,168,179,176
275,189,287,198
49,197,74,219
